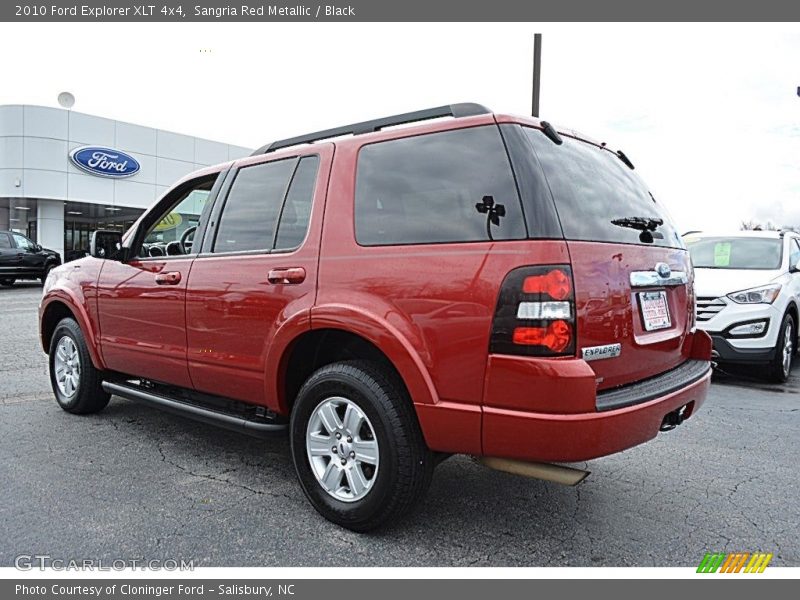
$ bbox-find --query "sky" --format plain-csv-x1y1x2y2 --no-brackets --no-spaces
0,22,797,233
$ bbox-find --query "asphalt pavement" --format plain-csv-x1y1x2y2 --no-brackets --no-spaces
1,283,797,567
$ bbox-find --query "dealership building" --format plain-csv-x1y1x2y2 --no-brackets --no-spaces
0,104,252,260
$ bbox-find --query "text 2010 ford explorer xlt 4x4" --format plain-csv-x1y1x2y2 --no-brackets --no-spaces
39,104,712,531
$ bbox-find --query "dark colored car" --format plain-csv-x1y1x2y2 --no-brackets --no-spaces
0,230,61,287
39,104,712,531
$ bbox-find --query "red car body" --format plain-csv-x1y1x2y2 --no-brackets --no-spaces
39,108,711,465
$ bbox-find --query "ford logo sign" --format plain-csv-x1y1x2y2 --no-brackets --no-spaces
69,146,140,178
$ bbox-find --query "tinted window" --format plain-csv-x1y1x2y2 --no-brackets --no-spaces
686,237,783,270
274,156,319,250
214,159,295,253
0,234,10,249
524,128,683,248
355,126,526,246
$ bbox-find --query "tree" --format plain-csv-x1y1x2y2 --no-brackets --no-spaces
741,219,762,230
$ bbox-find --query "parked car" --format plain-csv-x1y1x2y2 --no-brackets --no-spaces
685,230,800,382
39,104,712,531
0,230,61,286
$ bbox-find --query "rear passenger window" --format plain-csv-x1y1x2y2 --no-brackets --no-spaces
213,159,296,253
274,156,319,250
355,126,526,246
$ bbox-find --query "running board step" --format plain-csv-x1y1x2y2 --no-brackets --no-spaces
101,381,287,438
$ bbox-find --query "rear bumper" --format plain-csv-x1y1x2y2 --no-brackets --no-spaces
482,365,710,462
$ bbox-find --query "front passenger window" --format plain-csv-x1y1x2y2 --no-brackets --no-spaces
12,233,35,251
138,175,216,258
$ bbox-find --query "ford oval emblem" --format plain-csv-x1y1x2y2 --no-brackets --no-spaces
69,146,140,178
655,262,672,278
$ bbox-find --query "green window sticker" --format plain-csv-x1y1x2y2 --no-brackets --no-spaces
714,242,732,266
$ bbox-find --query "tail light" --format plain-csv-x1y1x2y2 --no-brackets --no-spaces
490,265,576,357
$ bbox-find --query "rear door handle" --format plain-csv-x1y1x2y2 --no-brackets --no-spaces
267,267,306,285
155,271,182,285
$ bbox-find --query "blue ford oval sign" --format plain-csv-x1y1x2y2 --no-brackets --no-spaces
69,146,140,178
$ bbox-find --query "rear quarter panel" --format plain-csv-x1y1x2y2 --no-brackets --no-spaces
315,129,571,453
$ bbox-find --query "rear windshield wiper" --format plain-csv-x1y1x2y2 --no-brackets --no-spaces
616,150,635,170
610,216,664,232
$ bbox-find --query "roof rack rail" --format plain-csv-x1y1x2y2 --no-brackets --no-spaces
250,103,491,156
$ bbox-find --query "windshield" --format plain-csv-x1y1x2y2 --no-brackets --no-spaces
686,237,783,270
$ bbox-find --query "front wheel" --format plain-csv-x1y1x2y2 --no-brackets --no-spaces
290,360,434,532
768,313,795,383
49,318,110,414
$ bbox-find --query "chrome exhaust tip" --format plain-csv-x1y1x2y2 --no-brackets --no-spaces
476,456,590,486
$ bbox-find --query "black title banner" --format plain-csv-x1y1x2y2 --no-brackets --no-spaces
4,0,800,21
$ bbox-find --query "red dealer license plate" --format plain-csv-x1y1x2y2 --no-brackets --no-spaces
639,290,672,331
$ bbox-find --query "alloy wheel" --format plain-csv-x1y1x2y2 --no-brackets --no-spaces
782,321,793,378
54,336,81,398
305,396,379,502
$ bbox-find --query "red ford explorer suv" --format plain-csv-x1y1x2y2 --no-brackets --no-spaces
39,104,711,531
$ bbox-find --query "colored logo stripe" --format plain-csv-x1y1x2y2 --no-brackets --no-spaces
697,552,772,573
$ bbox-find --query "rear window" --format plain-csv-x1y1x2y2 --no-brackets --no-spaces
355,126,526,246
686,237,783,270
523,128,683,249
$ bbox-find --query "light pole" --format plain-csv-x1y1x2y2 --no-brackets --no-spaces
532,34,542,117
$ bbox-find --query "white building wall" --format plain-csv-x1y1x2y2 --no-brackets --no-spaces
0,104,252,211
37,199,65,260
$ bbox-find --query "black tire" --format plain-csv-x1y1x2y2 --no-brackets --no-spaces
768,312,795,383
0,278,15,287
48,318,110,414
290,360,434,532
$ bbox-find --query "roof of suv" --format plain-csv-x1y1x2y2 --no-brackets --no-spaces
166,103,627,194
687,230,790,240
247,102,609,159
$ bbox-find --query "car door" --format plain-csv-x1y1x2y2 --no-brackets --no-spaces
11,233,44,277
185,147,330,405
96,170,223,388
0,232,17,277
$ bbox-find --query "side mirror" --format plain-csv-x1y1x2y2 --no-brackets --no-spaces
90,230,124,260
35,243,43,252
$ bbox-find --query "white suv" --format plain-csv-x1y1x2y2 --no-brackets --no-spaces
685,230,800,382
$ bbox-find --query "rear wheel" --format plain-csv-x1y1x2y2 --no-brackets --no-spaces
49,318,110,414
0,278,15,287
768,313,795,383
290,360,434,532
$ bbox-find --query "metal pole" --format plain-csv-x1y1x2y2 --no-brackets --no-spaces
532,33,542,117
